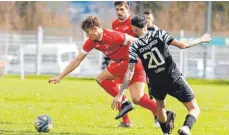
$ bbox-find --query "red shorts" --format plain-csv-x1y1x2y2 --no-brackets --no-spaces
107,59,146,86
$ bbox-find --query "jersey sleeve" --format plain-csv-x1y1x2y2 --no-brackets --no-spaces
158,29,174,45
81,39,94,54
129,42,139,63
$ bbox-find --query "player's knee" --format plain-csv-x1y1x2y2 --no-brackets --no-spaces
96,75,104,83
194,104,200,115
95,76,100,83
131,96,141,104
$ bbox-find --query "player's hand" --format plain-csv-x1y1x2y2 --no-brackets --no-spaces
111,93,123,110
48,76,61,84
201,33,211,43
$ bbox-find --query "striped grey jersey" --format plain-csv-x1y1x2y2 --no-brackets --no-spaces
129,29,181,84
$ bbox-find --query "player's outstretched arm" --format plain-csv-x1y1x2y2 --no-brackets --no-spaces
111,63,136,110
171,33,211,49
48,52,87,84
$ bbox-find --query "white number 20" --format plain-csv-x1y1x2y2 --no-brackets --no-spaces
143,48,165,69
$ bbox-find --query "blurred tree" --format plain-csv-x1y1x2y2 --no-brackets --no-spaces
16,1,37,29
0,1,228,33
212,2,229,31
15,1,71,30
134,1,164,14
0,2,21,30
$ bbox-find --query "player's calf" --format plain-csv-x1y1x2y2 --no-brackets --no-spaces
179,99,199,135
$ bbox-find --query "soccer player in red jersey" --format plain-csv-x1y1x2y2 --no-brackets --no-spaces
48,16,157,127
111,1,159,127
112,2,135,37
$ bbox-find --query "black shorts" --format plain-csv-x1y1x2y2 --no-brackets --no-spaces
149,76,195,102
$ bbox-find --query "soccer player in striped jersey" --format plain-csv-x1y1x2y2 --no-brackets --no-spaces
112,15,211,135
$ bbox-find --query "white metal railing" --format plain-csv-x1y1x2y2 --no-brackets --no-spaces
0,28,228,80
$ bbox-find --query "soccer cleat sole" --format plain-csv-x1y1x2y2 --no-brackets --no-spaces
115,103,134,119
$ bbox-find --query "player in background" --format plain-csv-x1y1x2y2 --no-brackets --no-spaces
48,16,157,128
112,15,211,135
143,10,159,32
111,1,159,127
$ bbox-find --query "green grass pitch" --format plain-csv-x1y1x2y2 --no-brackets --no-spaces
0,76,229,135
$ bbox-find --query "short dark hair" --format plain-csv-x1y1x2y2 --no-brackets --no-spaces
114,1,130,8
131,15,147,28
81,16,101,31
143,9,153,15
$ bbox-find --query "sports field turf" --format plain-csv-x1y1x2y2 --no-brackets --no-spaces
0,76,229,135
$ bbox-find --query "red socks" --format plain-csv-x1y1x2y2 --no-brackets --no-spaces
100,80,124,99
138,93,157,116
99,80,130,124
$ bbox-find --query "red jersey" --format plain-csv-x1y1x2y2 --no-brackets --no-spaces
81,29,129,61
112,16,135,37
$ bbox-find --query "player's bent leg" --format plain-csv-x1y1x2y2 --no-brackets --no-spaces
113,80,134,127
128,82,157,116
96,68,132,126
156,100,168,134
183,98,200,119
96,68,117,83
156,100,167,123
178,99,200,135
169,76,198,135
147,78,160,127
124,81,159,128
128,82,144,104
122,81,159,128
96,68,122,98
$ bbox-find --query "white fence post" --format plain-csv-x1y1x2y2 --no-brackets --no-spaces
211,46,216,79
69,37,73,60
179,30,184,76
226,38,229,46
4,32,8,75
82,32,87,73
36,26,43,76
184,48,188,78
20,46,24,80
